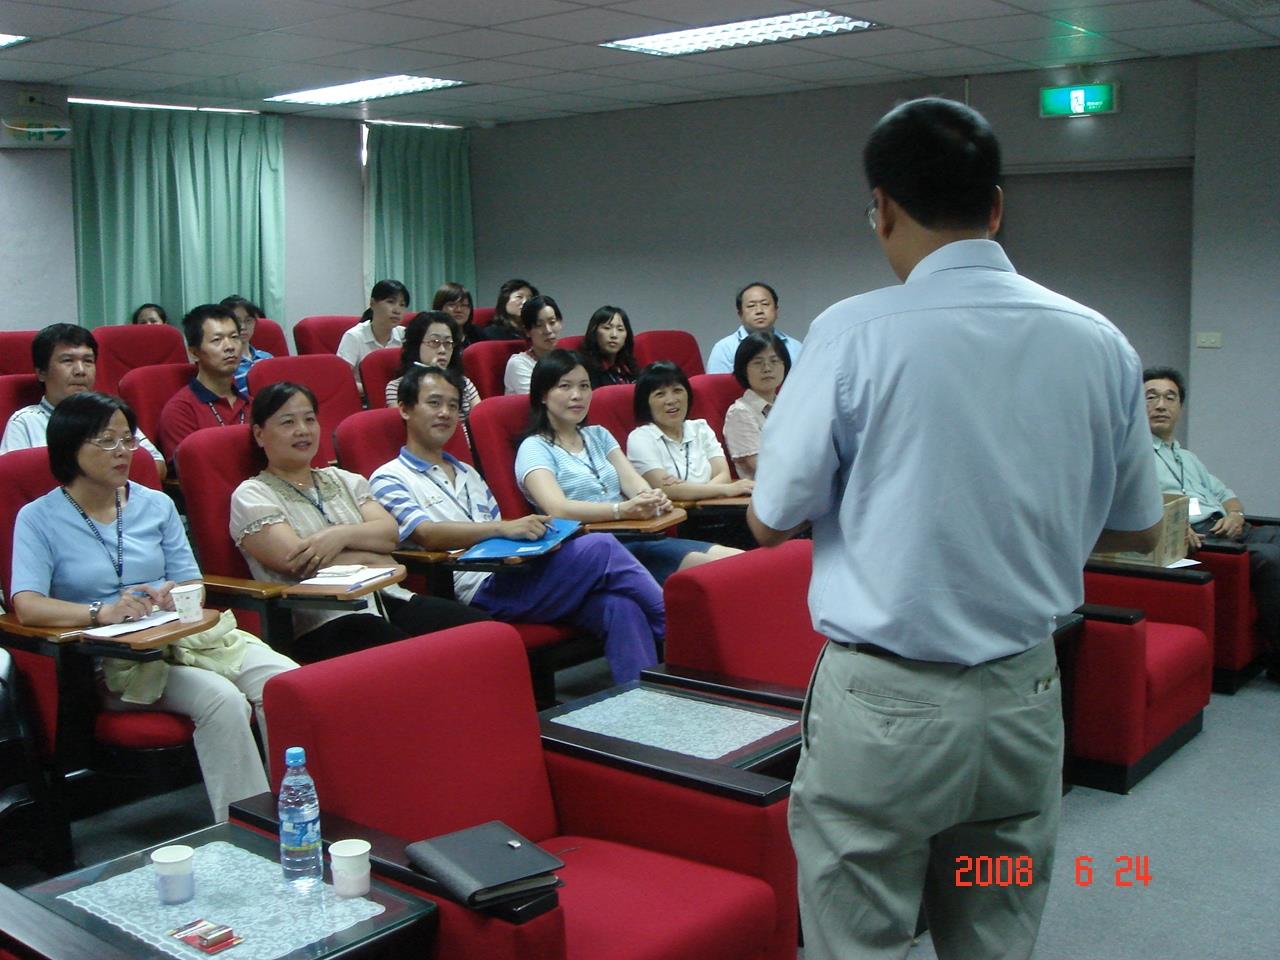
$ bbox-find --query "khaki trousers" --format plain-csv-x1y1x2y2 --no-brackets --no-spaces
789,638,1063,960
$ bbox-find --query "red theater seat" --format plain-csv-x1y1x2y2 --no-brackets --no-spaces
463,340,525,399
587,384,636,449
293,315,360,355
469,395,534,519
358,347,402,410
251,317,290,357
248,355,362,466
92,324,188,394
0,331,37,377
635,330,704,377
260,623,796,960
0,374,43,434
117,362,195,446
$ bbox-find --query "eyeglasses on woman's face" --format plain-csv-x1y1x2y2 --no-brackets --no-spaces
86,433,140,452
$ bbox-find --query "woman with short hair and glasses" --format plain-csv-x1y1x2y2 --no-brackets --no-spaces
9,391,298,821
385,311,481,416
723,331,792,480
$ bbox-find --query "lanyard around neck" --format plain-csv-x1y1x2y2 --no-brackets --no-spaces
552,431,608,495
424,466,476,520
1155,446,1185,491
63,487,124,589
662,431,691,482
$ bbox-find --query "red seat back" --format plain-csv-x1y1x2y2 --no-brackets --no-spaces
470,306,495,330
634,330,705,377
248,355,362,466
175,424,257,580
0,331,37,376
469,395,533,519
335,406,473,479
0,374,43,432
462,340,524,400
688,373,742,450
92,324,188,395
589,383,636,448
358,347,402,410
251,317,289,357
117,363,195,444
0,447,156,606
263,623,559,843
293,315,360,355
557,334,584,353
664,539,824,689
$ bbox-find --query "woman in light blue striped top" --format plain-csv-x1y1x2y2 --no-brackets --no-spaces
515,350,739,584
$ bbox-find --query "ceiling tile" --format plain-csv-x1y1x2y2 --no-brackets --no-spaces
128,51,277,77
380,0,583,28
197,33,366,61
1247,16,1280,37
976,32,1140,61
0,60,83,81
482,70,621,93
402,83,531,103
0,38,154,68
1000,0,1139,9
282,11,462,44
585,80,703,101
0,0,120,36
915,14,1084,44
62,16,248,49
763,58,910,81
1047,0,1227,32
791,28,951,56
399,28,567,58
684,42,837,69
145,0,349,31
830,0,1026,28
863,45,1027,71
586,57,734,81
24,0,174,13
1113,20,1270,50
500,7,682,43
501,90,635,112
307,47,471,73
505,42,652,69
430,59,553,82
607,0,811,27
67,67,200,92
674,70,816,92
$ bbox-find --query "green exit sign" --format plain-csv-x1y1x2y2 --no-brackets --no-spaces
1039,83,1119,118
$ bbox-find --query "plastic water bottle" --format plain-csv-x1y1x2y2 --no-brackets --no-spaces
278,746,323,890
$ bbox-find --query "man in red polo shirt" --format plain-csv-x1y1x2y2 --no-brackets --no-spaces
158,303,251,463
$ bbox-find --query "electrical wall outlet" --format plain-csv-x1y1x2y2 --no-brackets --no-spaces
1195,331,1223,349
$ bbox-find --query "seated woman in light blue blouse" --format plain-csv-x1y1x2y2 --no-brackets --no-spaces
9,392,297,822
514,350,740,584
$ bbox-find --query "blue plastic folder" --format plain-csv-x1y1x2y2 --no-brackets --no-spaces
458,517,581,561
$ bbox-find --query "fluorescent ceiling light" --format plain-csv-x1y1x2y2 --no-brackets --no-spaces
265,75,463,106
601,10,876,57
366,119,462,130
0,33,30,49
68,97,258,114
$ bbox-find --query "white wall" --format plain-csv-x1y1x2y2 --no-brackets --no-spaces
0,82,77,330
281,116,365,336
469,58,1197,351
1187,48,1280,514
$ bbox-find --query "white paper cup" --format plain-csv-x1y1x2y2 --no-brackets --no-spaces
170,584,204,624
329,838,371,898
151,844,195,904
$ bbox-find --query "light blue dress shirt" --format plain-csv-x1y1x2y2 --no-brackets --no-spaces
706,326,803,375
11,481,201,605
751,240,1162,664
1151,437,1235,517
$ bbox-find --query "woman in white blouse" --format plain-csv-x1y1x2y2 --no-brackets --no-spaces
722,331,791,480
627,361,755,501
504,295,564,395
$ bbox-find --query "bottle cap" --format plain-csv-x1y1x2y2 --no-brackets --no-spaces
285,746,306,767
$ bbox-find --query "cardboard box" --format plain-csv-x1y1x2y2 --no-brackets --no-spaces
1090,493,1189,567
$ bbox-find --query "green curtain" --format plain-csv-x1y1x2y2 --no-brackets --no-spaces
365,125,475,309
71,105,284,328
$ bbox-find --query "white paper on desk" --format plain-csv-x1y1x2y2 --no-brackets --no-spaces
1166,558,1201,568
83,610,179,638
299,566,396,587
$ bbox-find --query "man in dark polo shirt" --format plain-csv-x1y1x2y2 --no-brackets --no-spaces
157,304,250,463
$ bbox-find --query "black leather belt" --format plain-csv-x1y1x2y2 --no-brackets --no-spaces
846,642,905,660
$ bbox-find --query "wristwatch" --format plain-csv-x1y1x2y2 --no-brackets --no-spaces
88,601,103,627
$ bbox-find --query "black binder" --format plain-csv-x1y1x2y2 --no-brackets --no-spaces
405,821,563,907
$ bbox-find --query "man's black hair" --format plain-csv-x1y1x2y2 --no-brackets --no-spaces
863,97,1001,231
32,323,96,373
1142,366,1186,403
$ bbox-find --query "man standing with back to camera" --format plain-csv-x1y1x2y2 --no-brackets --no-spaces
747,98,1162,959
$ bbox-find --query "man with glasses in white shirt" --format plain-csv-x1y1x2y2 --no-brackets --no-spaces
1144,365,1280,679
